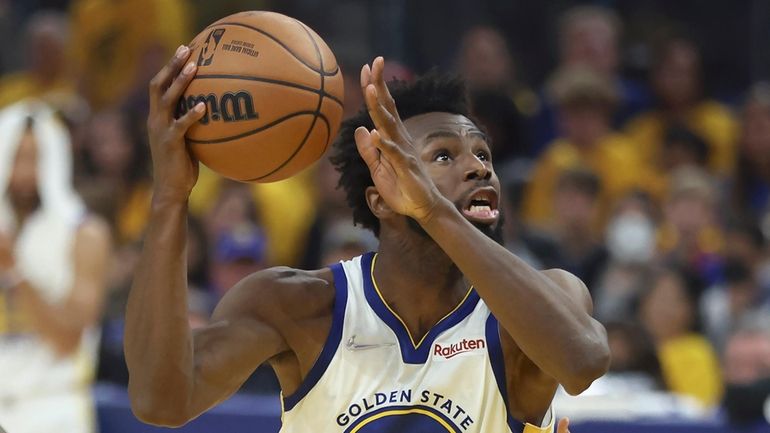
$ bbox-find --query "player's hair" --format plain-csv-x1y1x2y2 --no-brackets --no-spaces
330,71,471,237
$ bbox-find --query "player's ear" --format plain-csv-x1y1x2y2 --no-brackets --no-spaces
365,185,397,219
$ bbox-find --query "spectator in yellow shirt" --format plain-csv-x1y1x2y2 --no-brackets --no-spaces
624,34,737,177
639,267,723,408
524,66,655,229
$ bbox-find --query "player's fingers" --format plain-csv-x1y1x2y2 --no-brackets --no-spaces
557,418,570,433
360,63,372,92
162,60,197,110
149,45,191,113
171,102,206,138
371,129,411,169
364,85,398,142
371,57,398,115
354,126,380,172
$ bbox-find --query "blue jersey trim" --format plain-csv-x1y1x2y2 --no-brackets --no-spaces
361,252,481,364
485,313,525,433
282,262,349,411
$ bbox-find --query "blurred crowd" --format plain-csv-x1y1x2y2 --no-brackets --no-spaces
0,0,769,429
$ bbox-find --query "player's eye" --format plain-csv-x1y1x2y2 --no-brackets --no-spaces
475,150,490,162
433,150,451,162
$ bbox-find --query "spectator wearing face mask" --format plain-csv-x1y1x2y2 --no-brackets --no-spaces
593,192,658,322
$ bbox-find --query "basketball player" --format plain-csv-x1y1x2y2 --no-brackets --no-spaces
126,47,610,432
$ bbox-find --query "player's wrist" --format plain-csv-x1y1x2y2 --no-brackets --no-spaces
415,196,454,229
151,190,190,210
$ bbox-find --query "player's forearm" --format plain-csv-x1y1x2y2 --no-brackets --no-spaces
125,199,195,424
421,201,609,393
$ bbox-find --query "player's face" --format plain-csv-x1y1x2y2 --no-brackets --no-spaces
8,131,40,211
403,112,501,231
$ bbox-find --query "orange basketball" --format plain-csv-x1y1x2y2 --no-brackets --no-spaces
176,11,344,182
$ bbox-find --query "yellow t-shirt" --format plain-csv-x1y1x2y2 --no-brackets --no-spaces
69,0,191,108
658,333,723,408
523,133,659,228
624,101,738,176
0,73,77,109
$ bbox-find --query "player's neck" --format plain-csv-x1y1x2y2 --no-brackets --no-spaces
373,231,468,338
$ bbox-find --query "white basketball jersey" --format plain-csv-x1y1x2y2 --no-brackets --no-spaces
280,253,554,433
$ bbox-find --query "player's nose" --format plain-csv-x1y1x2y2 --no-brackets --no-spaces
463,154,491,181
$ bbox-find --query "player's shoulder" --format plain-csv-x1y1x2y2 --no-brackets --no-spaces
223,265,336,323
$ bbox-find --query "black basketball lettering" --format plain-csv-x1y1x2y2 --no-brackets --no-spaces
220,91,258,122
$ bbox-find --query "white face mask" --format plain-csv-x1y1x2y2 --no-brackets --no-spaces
605,213,655,264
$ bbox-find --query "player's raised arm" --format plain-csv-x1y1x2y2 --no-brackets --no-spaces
124,47,288,427
356,57,609,395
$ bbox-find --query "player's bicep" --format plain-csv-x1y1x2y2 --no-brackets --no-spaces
186,271,290,416
189,315,285,414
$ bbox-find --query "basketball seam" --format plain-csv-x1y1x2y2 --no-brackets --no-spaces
249,21,326,182
192,74,344,107
187,110,323,144
241,114,330,182
206,21,339,76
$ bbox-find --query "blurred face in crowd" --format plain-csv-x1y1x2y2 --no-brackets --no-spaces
741,99,770,164
458,27,514,90
665,191,714,240
553,183,598,233
723,331,770,384
86,111,135,178
26,14,68,82
561,15,619,77
653,40,701,109
640,271,695,343
559,103,611,148
8,131,40,215
205,182,259,240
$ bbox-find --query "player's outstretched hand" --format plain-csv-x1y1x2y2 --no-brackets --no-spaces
354,56,445,223
147,45,207,205
557,417,571,433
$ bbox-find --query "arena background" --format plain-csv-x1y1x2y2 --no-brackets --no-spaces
1,0,770,432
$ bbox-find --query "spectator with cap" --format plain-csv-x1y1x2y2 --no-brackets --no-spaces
523,66,656,229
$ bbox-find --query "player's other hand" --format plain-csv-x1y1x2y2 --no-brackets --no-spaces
354,56,444,224
557,417,571,433
146,45,206,205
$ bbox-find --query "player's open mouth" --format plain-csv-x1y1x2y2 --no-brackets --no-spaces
461,187,500,225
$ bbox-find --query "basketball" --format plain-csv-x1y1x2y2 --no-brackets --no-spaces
176,11,344,182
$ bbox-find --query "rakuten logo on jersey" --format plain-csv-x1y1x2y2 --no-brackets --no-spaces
433,338,486,359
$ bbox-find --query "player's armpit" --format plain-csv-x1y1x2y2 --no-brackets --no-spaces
186,270,293,420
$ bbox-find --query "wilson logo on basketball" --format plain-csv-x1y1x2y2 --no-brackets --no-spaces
433,338,486,359
177,91,259,124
